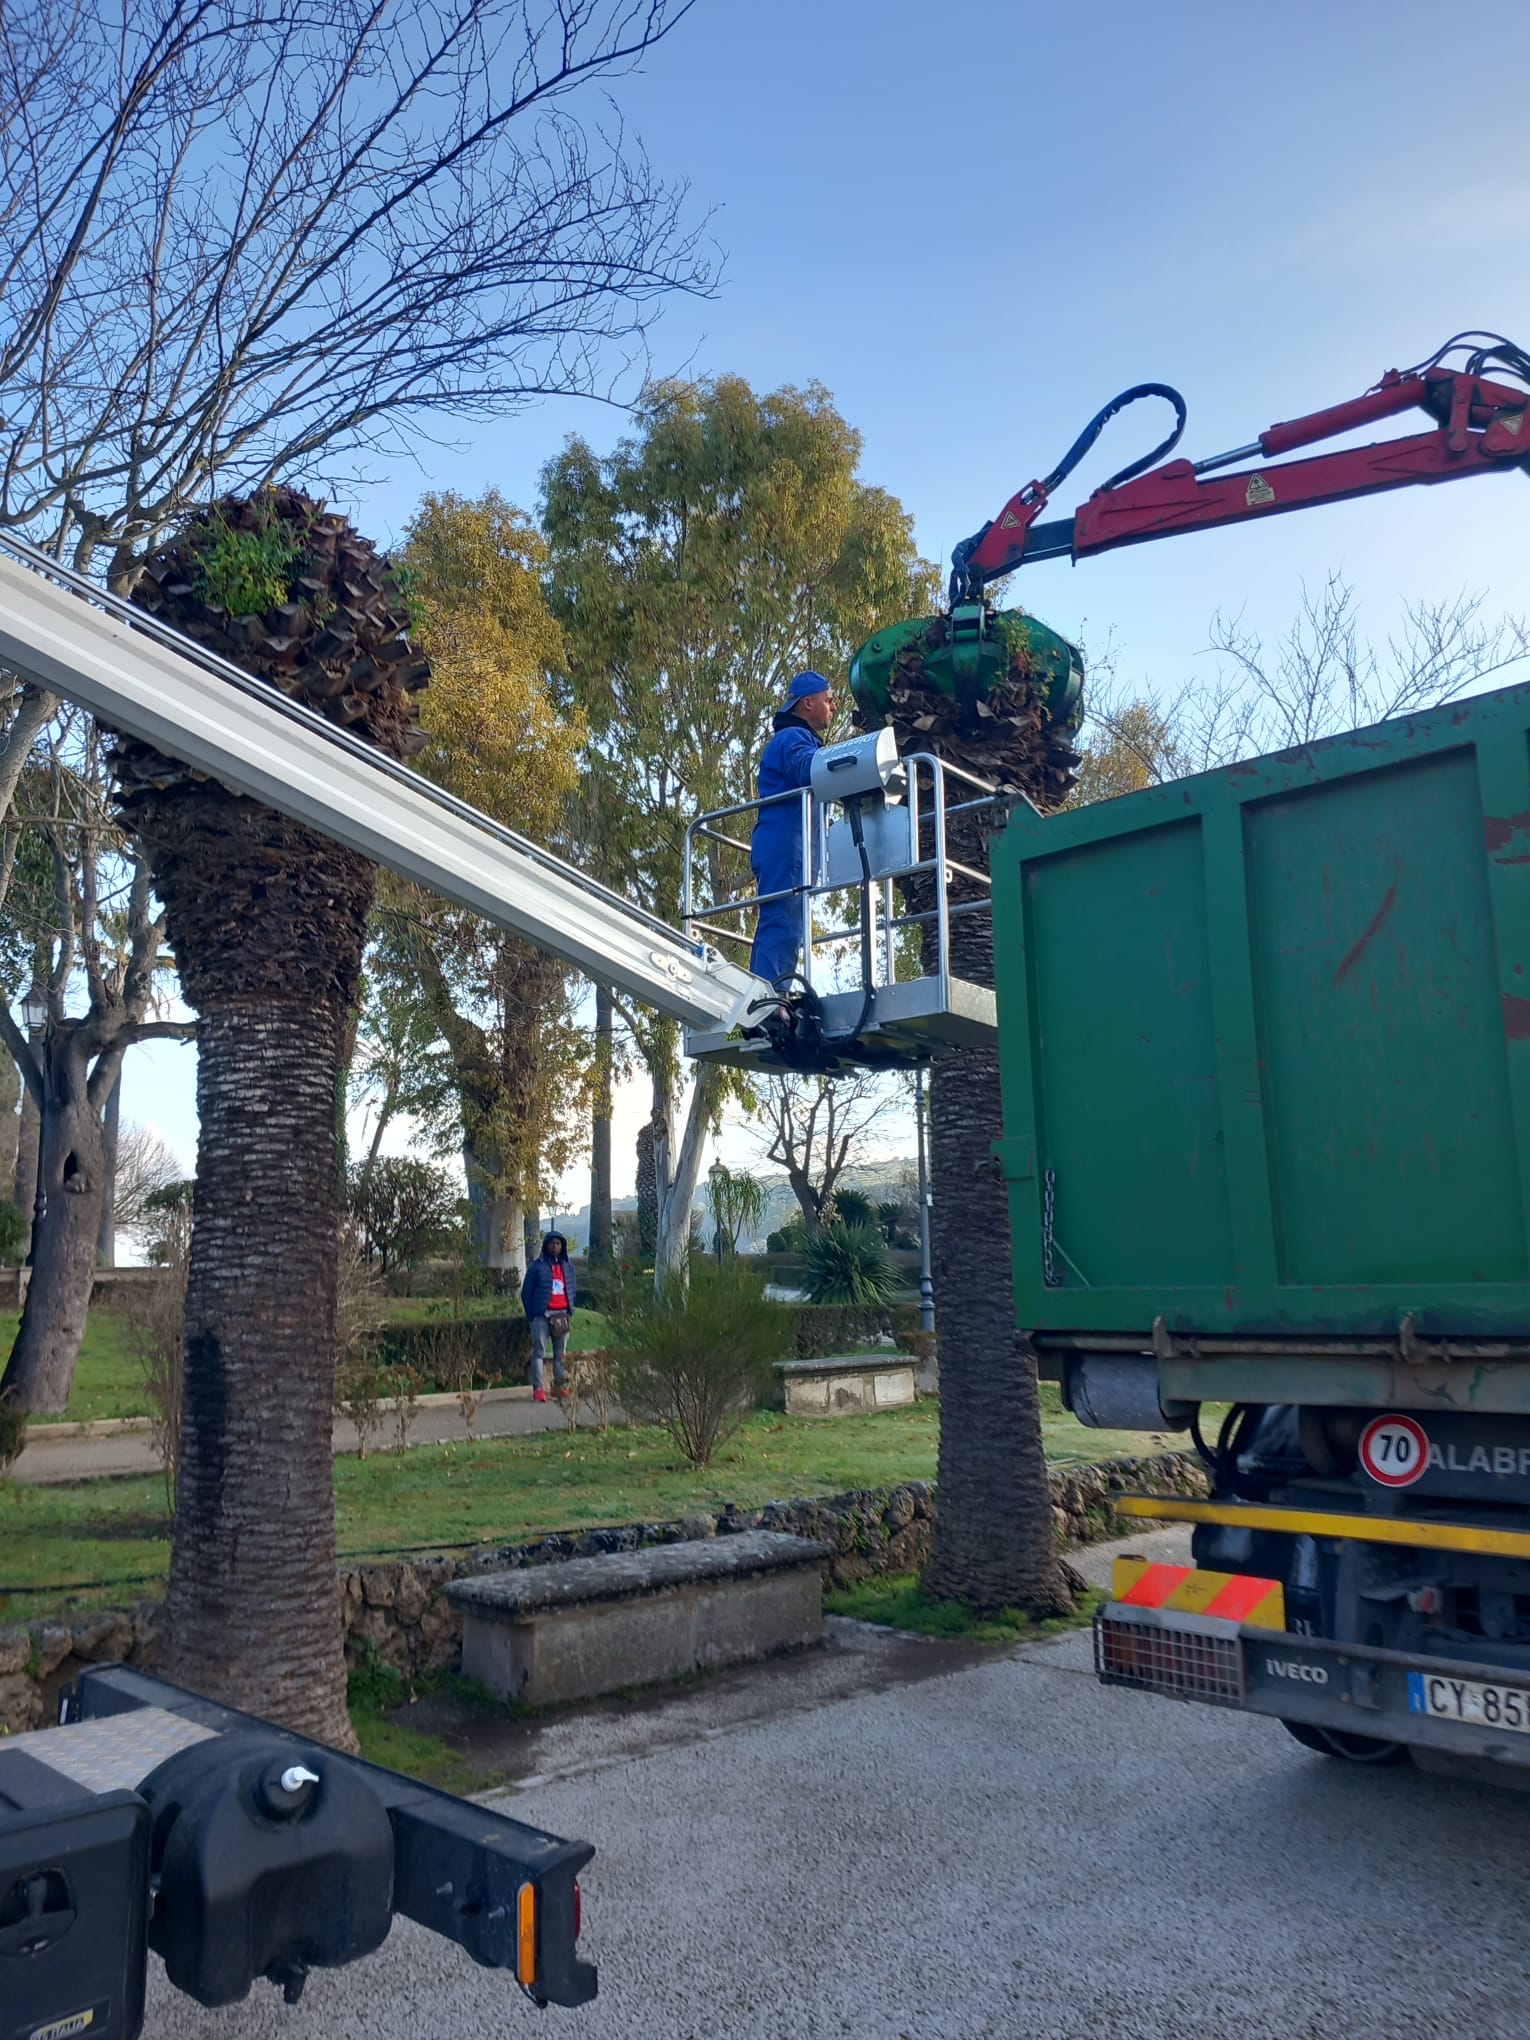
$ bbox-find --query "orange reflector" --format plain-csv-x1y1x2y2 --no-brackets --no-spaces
516,1882,536,1987
1111,1557,1285,1630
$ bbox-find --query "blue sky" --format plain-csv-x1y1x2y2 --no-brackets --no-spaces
119,0,1530,1205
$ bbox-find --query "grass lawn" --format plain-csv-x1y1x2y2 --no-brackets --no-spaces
0,1385,1193,1624
2,1311,149,1425
825,1572,1102,1643
7,1304,614,1427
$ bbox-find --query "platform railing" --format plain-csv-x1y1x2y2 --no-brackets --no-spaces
684,752,998,1017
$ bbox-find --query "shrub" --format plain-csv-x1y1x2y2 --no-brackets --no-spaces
335,1349,391,1460
803,1222,900,1307
825,1188,875,1229
390,1363,424,1454
347,1157,460,1282
0,1390,26,1479
610,1252,790,1469
0,1201,27,1266
567,1345,618,1431
765,1217,811,1254
379,1317,530,1389
334,1224,390,1459
791,1303,921,1358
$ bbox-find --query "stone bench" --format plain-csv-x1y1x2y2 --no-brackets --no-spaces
776,1352,918,1417
444,1530,831,1708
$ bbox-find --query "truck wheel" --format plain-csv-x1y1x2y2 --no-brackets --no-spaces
1280,1718,1408,1764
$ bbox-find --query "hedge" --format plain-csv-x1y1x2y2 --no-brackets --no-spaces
789,1302,921,1358
377,1317,531,1391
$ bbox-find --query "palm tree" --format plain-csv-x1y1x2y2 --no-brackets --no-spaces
113,488,428,1744
872,610,1082,1615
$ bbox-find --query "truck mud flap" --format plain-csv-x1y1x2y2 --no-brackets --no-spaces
1096,1602,1530,1768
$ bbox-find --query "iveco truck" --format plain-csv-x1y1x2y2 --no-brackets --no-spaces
993,678,1530,1785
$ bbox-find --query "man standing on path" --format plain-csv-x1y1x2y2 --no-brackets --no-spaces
521,1230,576,1402
748,670,836,988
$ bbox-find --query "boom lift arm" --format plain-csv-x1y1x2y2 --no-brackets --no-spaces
0,535,771,1038
949,332,1530,601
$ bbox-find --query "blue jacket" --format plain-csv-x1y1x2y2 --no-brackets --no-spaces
750,710,822,884
521,1234,576,1321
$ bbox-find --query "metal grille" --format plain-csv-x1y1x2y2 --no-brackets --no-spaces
1094,1608,1245,1705
0,1706,216,1793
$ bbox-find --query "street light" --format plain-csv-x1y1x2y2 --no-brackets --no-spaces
18,984,46,1033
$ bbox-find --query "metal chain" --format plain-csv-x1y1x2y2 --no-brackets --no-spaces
1042,1167,1060,1288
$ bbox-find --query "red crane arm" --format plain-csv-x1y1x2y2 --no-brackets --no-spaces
954,363,1530,598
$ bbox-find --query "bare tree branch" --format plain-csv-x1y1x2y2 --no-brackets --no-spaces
1075,576,1530,800
751,1071,890,1230
0,0,713,573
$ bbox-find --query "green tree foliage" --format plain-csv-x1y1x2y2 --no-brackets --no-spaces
1069,699,1182,806
708,1163,766,1256
542,377,938,1279
367,489,594,1280
347,1157,461,1278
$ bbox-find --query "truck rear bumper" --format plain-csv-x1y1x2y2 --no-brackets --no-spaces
1096,1602,1530,1768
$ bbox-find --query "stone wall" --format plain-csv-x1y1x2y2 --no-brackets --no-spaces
0,1450,1209,1732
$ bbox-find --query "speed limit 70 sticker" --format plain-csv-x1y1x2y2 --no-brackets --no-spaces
1359,1414,1430,1488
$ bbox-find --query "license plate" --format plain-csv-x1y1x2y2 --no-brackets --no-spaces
1408,1670,1530,1734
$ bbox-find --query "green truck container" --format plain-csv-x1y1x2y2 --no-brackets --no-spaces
990,679,1530,1782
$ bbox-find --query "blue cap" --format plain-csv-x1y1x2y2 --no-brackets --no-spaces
786,670,831,704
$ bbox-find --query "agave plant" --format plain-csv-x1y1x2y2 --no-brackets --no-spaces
803,1221,900,1308
113,487,428,1744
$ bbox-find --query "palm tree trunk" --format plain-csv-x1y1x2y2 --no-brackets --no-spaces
920,882,1074,1615
166,998,354,1746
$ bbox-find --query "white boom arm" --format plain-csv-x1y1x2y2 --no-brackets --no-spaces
0,539,769,1033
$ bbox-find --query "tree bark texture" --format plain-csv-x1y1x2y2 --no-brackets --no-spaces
116,491,425,1748
0,1034,107,1413
918,872,1074,1616
0,1052,20,1224
97,1068,121,1267
654,1062,719,1290
635,1118,658,1257
13,1049,39,1253
464,1131,525,1289
588,981,613,1266
165,997,354,1744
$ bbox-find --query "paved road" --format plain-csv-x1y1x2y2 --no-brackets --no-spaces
142,1527,1530,2039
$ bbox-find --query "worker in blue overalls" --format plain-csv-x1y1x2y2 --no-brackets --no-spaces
749,670,836,987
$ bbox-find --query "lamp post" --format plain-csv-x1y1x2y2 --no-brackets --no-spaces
18,983,47,1271
708,1158,725,1267
914,1064,934,1335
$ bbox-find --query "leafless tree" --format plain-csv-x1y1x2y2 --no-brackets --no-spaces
1078,575,1530,793
0,712,191,1412
111,1120,184,1239
0,0,711,584
752,1071,892,1231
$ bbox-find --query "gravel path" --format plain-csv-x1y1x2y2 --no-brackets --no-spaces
140,1527,1530,2039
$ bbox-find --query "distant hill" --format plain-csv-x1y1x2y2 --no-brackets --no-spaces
551,1157,918,1254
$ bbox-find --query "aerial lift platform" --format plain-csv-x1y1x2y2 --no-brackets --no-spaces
0,533,994,1076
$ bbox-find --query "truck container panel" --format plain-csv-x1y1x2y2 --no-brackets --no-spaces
992,681,1530,1346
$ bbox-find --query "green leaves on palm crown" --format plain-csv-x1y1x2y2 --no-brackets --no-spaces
803,1223,900,1308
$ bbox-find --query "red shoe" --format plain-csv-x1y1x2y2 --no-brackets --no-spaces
532,1387,547,1403
556,1385,571,1403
